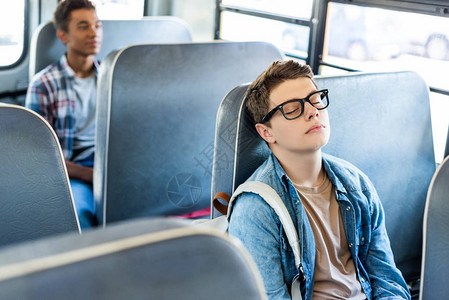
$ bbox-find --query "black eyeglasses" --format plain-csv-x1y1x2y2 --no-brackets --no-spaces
261,89,329,123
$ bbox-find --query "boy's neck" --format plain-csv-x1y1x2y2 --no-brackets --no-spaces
66,52,96,78
275,149,324,188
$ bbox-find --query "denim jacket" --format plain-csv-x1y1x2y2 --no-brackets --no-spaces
228,153,410,300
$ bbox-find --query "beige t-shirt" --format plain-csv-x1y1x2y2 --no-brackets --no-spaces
294,173,366,300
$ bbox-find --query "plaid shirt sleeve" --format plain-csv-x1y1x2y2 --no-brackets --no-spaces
25,61,74,160
25,74,53,124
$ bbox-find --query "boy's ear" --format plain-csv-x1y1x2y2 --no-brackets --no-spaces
255,123,276,144
57,29,68,45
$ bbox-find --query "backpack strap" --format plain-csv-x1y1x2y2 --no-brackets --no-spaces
227,181,305,300
212,192,231,215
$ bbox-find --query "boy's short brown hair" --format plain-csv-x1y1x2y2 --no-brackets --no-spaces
54,0,96,32
245,60,316,124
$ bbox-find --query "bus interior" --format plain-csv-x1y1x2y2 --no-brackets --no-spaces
0,0,448,299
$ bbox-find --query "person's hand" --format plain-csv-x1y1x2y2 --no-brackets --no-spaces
65,160,93,183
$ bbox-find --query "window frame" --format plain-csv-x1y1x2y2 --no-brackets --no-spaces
0,0,29,70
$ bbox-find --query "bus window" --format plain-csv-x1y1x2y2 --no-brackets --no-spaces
222,0,313,19
91,0,144,19
219,0,313,59
323,2,449,68
322,2,449,164
0,0,25,68
220,12,309,58
168,0,215,41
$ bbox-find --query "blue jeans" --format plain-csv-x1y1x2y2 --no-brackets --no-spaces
70,153,97,230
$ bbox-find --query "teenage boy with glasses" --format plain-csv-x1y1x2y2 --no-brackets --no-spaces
228,60,410,300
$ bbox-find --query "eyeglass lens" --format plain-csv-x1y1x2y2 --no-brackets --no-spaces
282,90,328,120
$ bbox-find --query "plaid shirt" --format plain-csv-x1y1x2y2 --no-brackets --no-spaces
25,54,100,161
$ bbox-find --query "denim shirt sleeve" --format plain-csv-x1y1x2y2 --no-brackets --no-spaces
361,181,411,300
228,192,292,300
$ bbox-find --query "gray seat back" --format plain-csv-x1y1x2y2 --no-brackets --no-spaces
212,71,436,283
0,104,79,247
29,17,192,80
95,41,284,225
0,218,267,300
420,156,449,299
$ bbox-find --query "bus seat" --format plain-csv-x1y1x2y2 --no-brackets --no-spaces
29,17,193,80
420,156,449,299
0,104,79,248
211,71,436,285
94,41,284,225
0,218,267,300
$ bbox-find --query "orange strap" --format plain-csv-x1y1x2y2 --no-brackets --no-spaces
212,192,231,215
